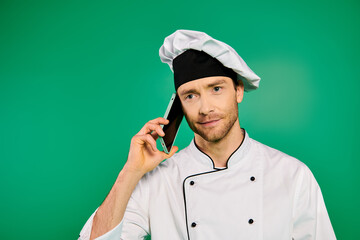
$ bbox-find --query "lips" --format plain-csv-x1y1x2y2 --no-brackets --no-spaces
199,119,220,127
200,119,219,124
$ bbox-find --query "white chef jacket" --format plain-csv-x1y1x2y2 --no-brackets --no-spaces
79,129,336,240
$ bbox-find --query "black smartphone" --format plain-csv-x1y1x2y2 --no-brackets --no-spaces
159,93,184,154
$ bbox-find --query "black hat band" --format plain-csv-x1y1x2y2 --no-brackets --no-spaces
173,49,237,91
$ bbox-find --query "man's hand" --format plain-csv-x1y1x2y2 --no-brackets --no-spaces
124,117,178,176
89,117,178,240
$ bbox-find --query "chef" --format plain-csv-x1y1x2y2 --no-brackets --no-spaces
79,29,336,240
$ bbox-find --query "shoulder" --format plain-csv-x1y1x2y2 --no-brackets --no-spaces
249,137,312,176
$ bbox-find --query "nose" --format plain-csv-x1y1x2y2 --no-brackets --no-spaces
199,95,214,115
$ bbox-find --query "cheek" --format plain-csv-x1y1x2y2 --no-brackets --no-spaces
221,95,238,113
216,94,235,107
182,105,195,119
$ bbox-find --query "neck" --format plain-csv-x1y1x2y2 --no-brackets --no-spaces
194,119,244,168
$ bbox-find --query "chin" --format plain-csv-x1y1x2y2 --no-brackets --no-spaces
195,125,229,143
195,116,238,143
201,135,223,143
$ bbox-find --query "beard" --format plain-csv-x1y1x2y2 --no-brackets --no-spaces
184,99,239,143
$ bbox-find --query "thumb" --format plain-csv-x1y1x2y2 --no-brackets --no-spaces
162,146,179,159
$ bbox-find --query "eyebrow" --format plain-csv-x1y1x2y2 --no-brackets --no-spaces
179,79,227,96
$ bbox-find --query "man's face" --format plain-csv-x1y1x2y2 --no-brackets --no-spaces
177,76,244,143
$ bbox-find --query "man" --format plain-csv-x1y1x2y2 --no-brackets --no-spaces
79,30,336,239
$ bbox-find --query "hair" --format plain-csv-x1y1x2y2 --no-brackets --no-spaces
232,78,243,90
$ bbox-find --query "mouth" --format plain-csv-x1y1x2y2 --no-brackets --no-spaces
199,119,220,127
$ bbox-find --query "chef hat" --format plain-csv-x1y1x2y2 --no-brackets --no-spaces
159,29,261,92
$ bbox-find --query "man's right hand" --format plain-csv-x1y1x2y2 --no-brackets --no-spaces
89,117,179,240
123,117,179,177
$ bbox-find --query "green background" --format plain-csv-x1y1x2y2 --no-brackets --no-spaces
1,0,359,239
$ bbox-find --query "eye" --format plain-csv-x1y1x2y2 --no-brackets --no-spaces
186,94,194,100
214,86,222,92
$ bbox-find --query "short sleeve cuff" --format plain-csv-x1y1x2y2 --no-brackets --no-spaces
95,220,124,240
79,208,124,240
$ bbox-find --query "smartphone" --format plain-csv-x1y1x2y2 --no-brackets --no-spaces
159,92,184,154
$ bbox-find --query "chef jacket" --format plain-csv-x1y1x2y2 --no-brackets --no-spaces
79,129,336,240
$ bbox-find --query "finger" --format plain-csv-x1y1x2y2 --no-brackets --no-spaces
153,124,165,137
137,117,169,135
150,131,159,141
134,134,158,152
162,146,179,159
138,122,166,136
144,134,158,152
149,117,169,125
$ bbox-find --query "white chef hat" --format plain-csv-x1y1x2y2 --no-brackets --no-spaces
159,29,261,92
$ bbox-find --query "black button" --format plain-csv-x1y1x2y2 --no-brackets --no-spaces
248,219,254,224
250,176,255,181
190,181,195,185
191,222,197,227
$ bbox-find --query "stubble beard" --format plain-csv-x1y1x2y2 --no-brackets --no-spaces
184,100,239,143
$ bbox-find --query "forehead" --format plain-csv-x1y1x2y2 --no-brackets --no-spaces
177,76,232,95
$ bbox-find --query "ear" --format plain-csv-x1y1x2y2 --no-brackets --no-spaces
236,80,244,103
